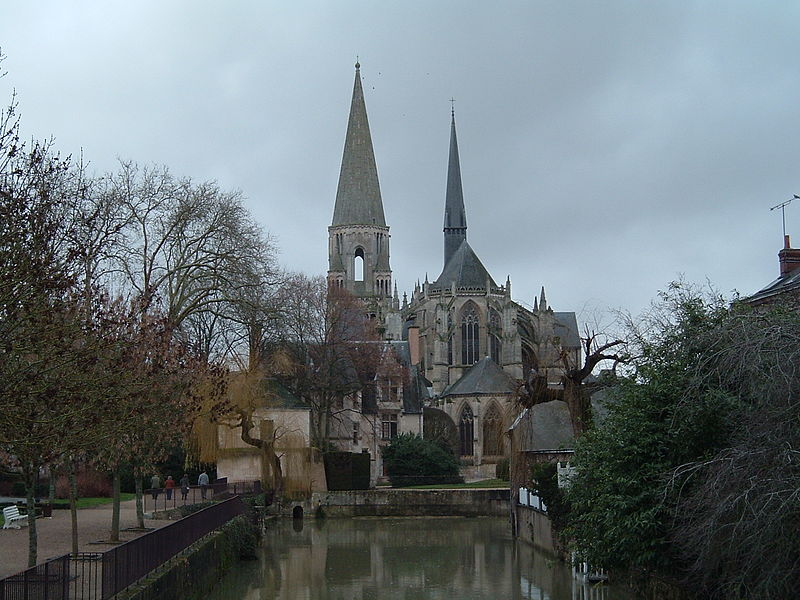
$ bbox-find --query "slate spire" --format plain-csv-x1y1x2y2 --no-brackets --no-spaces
443,109,467,266
332,62,386,226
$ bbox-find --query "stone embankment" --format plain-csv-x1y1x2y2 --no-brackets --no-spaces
292,488,510,518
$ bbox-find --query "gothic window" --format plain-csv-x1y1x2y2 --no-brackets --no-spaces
461,304,480,365
459,404,474,456
354,247,364,281
489,309,502,364
483,403,504,456
352,422,360,444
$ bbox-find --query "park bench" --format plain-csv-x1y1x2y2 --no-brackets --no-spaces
2,505,28,529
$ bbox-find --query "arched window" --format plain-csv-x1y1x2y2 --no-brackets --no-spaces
354,247,364,281
483,403,504,456
489,309,502,364
459,404,474,456
461,305,480,365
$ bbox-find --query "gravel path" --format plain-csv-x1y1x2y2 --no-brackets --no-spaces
0,499,170,578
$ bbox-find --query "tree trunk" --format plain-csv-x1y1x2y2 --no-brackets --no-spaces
23,463,38,567
110,469,121,542
564,377,593,436
135,476,145,529
269,447,284,497
69,465,79,555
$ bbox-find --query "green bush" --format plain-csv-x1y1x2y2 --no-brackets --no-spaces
495,458,510,481
382,433,463,487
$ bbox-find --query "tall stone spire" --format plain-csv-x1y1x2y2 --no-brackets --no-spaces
443,108,467,266
328,62,391,302
332,61,386,226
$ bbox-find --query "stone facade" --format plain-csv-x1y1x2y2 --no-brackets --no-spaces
325,63,581,477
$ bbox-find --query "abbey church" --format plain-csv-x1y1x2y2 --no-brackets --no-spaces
328,63,580,479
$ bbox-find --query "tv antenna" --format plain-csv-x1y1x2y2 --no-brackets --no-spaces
770,195,799,238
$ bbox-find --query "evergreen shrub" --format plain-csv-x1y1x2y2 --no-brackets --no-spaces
495,458,510,481
382,433,463,487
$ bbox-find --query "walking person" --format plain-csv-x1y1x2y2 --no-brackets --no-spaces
165,475,175,501
198,470,209,500
180,473,190,502
150,473,161,501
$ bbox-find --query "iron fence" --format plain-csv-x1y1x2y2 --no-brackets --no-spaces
0,495,248,600
102,495,247,599
69,554,102,600
0,555,70,600
143,479,261,513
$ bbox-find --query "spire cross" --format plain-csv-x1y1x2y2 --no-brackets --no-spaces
450,97,455,117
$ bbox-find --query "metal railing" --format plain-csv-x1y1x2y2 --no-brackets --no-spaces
0,555,70,600
0,496,249,600
102,496,247,599
143,479,261,513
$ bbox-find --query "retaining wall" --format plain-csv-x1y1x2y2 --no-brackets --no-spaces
513,504,558,555
116,514,255,600
295,488,510,518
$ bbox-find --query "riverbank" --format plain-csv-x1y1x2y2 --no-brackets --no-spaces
293,487,510,518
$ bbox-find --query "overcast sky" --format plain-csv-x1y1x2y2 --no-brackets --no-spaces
2,2,798,327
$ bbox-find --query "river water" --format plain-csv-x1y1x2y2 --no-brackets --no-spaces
206,517,632,600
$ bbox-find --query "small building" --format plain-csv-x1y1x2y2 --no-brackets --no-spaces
747,235,800,309
215,374,326,496
508,400,576,554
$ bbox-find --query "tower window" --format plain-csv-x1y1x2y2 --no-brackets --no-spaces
354,247,364,281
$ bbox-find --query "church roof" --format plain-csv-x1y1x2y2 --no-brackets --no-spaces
509,402,575,452
432,239,498,291
331,62,386,227
444,112,466,231
441,356,516,397
553,312,580,349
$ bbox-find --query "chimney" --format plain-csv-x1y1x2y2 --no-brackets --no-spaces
779,235,800,276
408,326,420,366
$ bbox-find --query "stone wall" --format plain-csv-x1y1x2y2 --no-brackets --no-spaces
295,488,510,518
513,504,557,555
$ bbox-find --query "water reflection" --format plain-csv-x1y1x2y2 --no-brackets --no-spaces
206,518,630,600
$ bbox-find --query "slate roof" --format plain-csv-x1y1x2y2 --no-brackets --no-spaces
440,356,516,397
443,113,466,231
431,240,498,291
746,267,800,304
509,401,575,452
331,63,386,227
553,312,580,349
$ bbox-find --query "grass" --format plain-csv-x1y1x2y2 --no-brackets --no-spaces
1,493,137,526
403,479,508,489
51,493,136,509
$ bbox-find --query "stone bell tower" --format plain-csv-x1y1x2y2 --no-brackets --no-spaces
328,62,392,300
